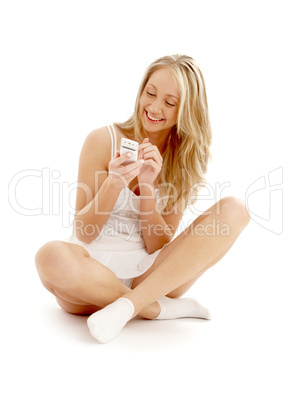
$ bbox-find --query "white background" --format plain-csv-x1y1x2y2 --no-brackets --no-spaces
1,0,289,401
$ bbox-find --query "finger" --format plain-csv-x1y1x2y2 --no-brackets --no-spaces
143,158,162,172
112,150,120,159
109,150,135,170
109,159,143,183
138,144,159,158
122,159,144,172
138,143,163,165
142,159,158,170
118,150,135,164
127,165,143,179
139,143,161,155
138,142,152,151
142,149,163,164
142,148,160,158
124,164,144,182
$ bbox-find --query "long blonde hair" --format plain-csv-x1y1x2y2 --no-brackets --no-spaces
116,55,212,213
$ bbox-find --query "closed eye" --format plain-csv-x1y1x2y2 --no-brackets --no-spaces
166,101,176,107
146,90,176,106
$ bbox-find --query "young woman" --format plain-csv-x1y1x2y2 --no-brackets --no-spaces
35,55,250,343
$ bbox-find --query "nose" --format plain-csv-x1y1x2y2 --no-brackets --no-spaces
149,98,162,114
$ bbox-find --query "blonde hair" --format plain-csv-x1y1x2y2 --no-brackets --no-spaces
116,55,212,213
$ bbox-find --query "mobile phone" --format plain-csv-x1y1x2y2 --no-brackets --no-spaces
120,138,139,165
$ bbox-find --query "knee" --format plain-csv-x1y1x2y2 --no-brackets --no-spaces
35,241,70,282
56,298,99,315
219,196,250,229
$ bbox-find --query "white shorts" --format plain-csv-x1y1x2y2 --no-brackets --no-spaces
119,277,135,289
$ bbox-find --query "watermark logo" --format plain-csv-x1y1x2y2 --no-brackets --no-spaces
8,168,80,227
245,167,283,234
8,166,284,235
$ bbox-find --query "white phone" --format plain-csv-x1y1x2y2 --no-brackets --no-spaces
120,138,139,165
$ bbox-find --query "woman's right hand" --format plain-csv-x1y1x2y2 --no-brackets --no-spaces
108,150,144,190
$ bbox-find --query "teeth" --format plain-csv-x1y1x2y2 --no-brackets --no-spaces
147,111,163,121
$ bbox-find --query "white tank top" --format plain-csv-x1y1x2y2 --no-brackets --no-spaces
66,124,163,279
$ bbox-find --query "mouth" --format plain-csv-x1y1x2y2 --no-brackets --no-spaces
145,110,165,124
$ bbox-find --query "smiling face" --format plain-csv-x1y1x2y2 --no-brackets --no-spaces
139,68,180,139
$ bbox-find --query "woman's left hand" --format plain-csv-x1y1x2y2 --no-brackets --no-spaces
137,138,163,186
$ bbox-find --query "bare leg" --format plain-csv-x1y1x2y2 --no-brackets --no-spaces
35,241,160,318
122,196,250,316
86,197,250,343
131,201,230,297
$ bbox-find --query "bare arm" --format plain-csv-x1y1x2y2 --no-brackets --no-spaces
73,127,144,244
137,138,183,254
139,182,183,254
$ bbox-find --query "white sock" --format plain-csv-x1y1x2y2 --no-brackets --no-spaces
155,296,211,320
87,297,134,343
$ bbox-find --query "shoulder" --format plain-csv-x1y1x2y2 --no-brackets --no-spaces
82,125,111,151
83,124,130,152
80,125,112,169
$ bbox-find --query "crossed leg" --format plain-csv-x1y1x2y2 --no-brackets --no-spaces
126,196,250,314
35,204,212,317
35,196,250,338
35,241,160,319
86,196,250,342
